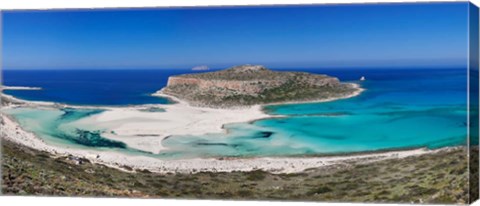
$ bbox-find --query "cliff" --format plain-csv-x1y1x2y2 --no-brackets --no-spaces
157,65,360,108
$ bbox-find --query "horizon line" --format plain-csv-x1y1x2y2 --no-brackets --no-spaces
1,65,469,71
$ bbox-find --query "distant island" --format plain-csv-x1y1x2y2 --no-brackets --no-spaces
156,65,362,108
191,65,210,71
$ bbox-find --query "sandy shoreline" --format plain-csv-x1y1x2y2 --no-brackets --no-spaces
0,83,443,174
1,112,443,174
2,86,276,154
75,96,274,154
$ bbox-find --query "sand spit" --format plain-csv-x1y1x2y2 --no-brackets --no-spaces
75,99,273,154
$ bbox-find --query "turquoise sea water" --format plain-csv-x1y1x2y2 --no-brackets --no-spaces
1,68,468,159
4,108,126,149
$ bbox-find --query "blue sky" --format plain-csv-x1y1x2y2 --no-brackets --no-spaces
2,2,470,70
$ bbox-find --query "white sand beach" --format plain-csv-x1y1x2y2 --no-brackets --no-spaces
1,91,273,154
74,94,274,154
0,112,440,174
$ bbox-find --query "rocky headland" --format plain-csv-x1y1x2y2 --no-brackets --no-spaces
156,65,361,108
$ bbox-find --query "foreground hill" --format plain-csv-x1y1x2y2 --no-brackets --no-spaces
157,65,361,108
1,139,469,203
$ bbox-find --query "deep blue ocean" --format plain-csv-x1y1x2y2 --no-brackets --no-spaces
3,69,209,105
1,68,469,158
3,68,467,106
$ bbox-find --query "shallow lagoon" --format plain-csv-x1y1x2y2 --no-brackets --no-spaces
2,68,469,159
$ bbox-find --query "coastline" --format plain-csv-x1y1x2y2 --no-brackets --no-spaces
2,138,468,203
0,83,444,174
0,86,42,91
1,112,446,174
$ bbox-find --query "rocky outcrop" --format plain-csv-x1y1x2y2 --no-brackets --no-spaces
166,77,285,95
157,65,360,108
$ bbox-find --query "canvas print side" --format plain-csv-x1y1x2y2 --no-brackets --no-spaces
469,2,480,203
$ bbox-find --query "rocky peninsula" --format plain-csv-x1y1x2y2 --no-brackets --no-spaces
0,66,366,171
156,65,361,108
